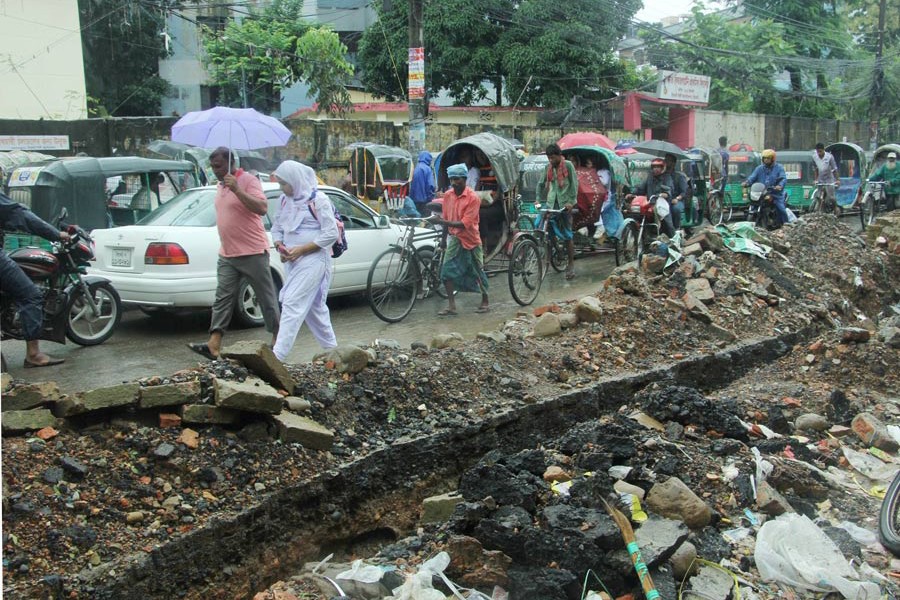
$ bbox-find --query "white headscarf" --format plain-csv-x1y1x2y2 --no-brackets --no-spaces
274,160,317,202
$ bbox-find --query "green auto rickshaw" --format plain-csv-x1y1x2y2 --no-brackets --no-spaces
725,151,761,217
777,150,817,213
4,156,200,250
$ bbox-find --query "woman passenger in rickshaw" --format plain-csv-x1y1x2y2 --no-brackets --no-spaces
573,155,606,237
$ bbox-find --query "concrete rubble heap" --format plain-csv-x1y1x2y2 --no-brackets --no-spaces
1,213,899,599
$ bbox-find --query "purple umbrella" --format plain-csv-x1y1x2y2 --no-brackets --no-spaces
171,106,291,150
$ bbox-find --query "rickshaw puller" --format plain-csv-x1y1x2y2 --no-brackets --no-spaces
540,144,578,280
870,152,900,211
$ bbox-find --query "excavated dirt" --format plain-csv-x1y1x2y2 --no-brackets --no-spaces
2,214,900,599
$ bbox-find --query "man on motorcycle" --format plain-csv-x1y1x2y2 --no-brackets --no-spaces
0,191,69,367
743,149,789,227
664,153,689,231
627,157,677,237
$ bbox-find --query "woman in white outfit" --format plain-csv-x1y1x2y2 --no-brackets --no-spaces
271,161,339,362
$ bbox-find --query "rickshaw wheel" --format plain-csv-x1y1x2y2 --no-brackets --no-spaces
706,193,723,225
620,222,640,265
508,238,543,306
548,235,568,273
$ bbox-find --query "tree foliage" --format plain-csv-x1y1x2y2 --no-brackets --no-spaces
78,0,170,117
201,0,353,115
357,0,640,108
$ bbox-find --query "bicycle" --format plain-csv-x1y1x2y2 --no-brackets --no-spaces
859,180,888,229
705,187,734,225
808,182,839,215
879,470,900,555
365,217,447,323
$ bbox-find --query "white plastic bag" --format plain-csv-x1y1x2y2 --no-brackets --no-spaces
786,207,798,223
755,513,881,599
654,196,670,219
336,558,383,583
390,552,454,600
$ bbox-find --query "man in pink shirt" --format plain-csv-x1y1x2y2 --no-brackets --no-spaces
433,162,489,316
188,147,280,360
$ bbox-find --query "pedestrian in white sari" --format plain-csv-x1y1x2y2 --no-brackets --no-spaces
271,161,339,361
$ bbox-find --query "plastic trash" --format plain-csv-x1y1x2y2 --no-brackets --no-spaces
390,552,454,600
655,196,670,219
336,558,383,583
785,207,798,223
835,521,879,547
722,527,753,543
842,446,899,482
755,513,881,599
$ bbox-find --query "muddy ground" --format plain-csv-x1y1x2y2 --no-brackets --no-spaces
2,213,899,599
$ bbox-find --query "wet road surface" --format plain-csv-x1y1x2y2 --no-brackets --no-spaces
1,254,619,394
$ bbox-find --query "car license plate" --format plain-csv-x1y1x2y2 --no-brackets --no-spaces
111,248,131,267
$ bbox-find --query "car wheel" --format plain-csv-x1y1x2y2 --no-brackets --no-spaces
234,275,281,328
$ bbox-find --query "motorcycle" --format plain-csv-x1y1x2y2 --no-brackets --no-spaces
747,182,780,230
1,209,122,369
620,192,671,264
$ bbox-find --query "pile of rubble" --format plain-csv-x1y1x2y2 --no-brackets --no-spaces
2,213,899,599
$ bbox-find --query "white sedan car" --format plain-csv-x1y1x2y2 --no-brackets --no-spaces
88,183,434,326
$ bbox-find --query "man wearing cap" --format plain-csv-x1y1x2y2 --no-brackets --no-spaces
432,163,489,316
812,142,840,209
870,151,900,211
743,149,789,227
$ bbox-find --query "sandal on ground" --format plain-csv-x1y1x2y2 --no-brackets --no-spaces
187,342,218,361
23,357,65,368
437,308,458,316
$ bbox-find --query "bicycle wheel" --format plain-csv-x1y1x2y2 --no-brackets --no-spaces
620,222,640,265
416,247,448,299
859,193,872,230
508,238,543,306
880,471,900,555
548,234,567,273
366,247,420,323
706,192,723,225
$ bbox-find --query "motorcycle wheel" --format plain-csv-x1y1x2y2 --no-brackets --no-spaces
620,222,640,265
66,281,122,346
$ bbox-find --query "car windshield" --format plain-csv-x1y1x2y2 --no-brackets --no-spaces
136,188,217,226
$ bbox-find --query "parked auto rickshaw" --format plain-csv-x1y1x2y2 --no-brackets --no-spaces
349,144,414,211
4,156,200,250
775,150,817,213
726,151,761,216
825,142,868,214
679,147,724,225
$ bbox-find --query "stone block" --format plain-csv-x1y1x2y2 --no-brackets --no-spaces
214,377,283,414
574,296,603,323
851,412,899,453
641,254,666,274
2,409,58,434
159,413,182,428
682,292,712,323
685,278,715,303
284,397,311,413
878,326,900,348
646,477,713,529
222,341,295,392
683,243,703,257
139,380,201,408
422,491,464,524
756,480,794,516
429,334,465,350
180,404,240,425
558,313,579,330
2,382,60,412
79,383,140,412
1,372,11,392
51,397,85,418
840,327,870,343
271,411,334,450
314,344,372,374
533,313,562,337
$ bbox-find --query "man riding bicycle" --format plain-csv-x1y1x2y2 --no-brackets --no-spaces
812,142,840,209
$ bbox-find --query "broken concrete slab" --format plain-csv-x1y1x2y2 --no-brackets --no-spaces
139,380,201,409
79,383,140,412
682,292,713,323
214,377,283,415
271,411,334,450
685,278,715,304
222,341,295,392
756,480,795,516
422,491,464,524
610,515,688,571
2,409,58,434
2,381,60,412
685,564,734,600
180,404,241,425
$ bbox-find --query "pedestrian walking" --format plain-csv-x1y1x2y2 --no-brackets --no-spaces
271,161,339,361
188,147,280,360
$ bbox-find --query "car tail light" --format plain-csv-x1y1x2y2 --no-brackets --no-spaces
145,243,189,265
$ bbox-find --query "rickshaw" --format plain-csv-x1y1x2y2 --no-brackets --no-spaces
726,151,761,218
554,144,629,265
4,156,200,250
825,142,868,214
679,147,724,225
777,150,817,213
622,152,655,194
860,143,900,226
349,144,414,212
436,132,546,305
516,153,549,227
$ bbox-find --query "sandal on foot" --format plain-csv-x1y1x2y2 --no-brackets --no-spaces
23,357,65,368
187,342,218,360
437,308,458,316
475,306,491,313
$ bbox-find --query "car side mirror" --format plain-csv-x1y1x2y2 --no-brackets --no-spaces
378,214,390,227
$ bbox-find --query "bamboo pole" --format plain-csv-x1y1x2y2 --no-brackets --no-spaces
603,499,661,600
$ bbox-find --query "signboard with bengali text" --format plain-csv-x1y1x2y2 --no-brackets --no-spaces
657,71,710,104
0,135,69,151
408,47,425,100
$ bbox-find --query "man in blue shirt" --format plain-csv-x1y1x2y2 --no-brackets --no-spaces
743,148,789,227
717,136,730,193
409,151,436,215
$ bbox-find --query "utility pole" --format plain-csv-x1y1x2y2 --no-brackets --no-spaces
869,0,886,150
408,0,426,153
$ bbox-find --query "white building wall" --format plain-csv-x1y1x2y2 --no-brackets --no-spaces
0,0,87,119
694,110,765,150
160,10,208,116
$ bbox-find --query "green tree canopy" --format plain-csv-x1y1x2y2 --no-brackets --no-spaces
78,0,170,117
201,0,353,115
357,0,640,108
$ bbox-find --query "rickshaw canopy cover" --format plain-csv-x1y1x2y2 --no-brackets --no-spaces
557,132,615,151
561,145,628,186
441,132,519,192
